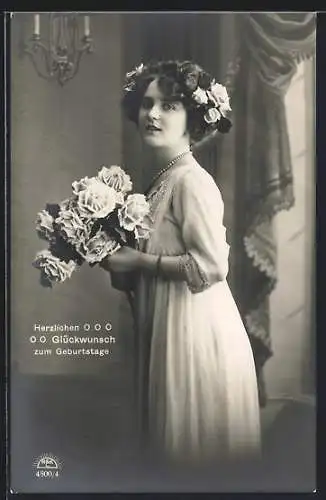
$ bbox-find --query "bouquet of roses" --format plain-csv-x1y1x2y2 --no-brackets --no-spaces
33,165,152,287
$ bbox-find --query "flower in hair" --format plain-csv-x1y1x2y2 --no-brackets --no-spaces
126,62,144,80
192,87,209,105
207,82,232,116
123,62,145,92
191,79,232,126
122,60,232,135
204,107,221,124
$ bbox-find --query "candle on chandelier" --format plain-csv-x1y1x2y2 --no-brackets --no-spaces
84,15,90,37
33,14,40,36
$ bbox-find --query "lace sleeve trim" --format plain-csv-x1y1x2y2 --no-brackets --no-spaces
179,254,210,293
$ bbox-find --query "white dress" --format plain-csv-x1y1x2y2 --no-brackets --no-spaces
131,158,261,466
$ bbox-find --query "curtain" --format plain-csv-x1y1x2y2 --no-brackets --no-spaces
233,13,316,406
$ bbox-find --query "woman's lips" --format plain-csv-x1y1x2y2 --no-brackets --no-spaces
145,124,162,132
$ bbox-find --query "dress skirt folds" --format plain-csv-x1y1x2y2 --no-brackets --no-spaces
129,159,261,465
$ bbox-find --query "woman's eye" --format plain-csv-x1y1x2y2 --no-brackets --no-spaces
162,102,176,111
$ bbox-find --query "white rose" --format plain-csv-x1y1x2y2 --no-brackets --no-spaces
118,194,150,232
59,198,74,211
192,87,208,105
126,63,144,79
208,83,232,115
72,176,98,195
35,210,55,241
204,107,221,124
134,221,152,241
76,180,118,219
33,250,77,286
55,208,93,246
123,81,136,92
97,165,132,195
77,231,121,264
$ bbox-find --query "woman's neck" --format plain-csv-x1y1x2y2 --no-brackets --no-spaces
144,143,192,173
142,144,193,193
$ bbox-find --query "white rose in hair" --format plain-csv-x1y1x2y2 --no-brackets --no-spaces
192,87,208,105
204,107,221,124
126,63,144,79
208,83,232,115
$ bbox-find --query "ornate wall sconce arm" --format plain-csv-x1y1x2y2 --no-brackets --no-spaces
23,13,94,86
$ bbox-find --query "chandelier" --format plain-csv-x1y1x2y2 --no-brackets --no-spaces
24,13,94,86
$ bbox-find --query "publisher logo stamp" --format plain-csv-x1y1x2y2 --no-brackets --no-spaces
33,453,62,479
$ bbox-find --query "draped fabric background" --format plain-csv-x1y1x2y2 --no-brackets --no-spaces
121,12,316,407
234,13,316,406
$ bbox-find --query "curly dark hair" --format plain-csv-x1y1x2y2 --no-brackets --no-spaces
121,60,232,145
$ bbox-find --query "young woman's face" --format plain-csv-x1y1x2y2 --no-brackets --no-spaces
138,79,189,149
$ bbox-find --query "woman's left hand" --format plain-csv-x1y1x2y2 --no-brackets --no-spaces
101,246,143,273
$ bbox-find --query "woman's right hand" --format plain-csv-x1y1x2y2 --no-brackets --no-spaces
101,246,143,273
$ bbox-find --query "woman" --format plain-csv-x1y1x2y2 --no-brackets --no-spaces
101,60,261,466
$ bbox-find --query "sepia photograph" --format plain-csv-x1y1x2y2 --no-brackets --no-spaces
8,11,316,493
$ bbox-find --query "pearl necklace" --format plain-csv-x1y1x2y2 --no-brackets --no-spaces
145,149,192,196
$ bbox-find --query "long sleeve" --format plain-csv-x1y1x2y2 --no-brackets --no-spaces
171,167,230,293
